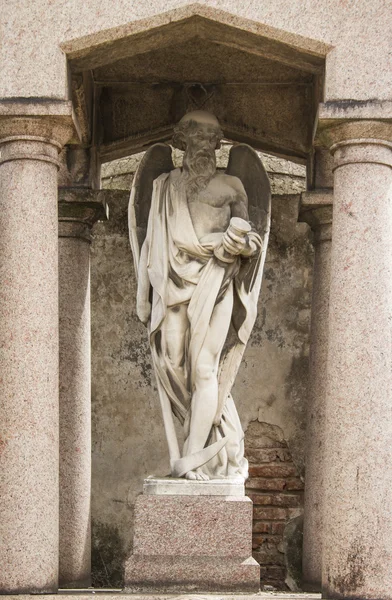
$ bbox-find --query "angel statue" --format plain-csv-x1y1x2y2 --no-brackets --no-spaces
129,110,270,481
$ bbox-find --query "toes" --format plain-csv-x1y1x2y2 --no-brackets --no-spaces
185,470,210,481
196,469,209,481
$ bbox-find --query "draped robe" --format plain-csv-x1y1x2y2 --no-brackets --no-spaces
138,168,265,478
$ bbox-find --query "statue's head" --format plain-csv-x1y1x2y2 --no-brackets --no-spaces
172,111,224,152
172,111,223,197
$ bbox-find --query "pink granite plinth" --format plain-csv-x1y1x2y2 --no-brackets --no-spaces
124,495,260,593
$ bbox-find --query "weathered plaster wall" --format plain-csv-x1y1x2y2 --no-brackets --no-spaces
90,148,312,589
2,1,391,102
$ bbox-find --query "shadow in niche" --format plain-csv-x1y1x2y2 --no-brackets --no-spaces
91,520,127,588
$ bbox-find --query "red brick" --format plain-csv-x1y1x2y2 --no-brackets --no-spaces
285,477,304,490
248,492,301,507
271,522,286,535
252,534,281,549
249,463,298,477
247,477,303,491
253,507,287,520
246,477,287,491
252,521,271,533
245,448,292,463
286,508,303,520
248,493,275,505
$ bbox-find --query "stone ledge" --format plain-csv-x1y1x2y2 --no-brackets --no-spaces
0,99,73,117
58,188,109,225
319,99,392,123
5,594,322,599
143,476,244,496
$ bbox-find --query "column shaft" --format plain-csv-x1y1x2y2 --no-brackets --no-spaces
58,188,107,587
59,223,92,587
300,190,333,590
0,137,61,592
323,140,392,599
303,221,332,588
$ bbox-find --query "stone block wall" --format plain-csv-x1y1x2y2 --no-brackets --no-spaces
100,144,307,196
91,146,311,590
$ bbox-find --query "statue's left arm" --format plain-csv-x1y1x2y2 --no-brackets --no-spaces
222,176,259,258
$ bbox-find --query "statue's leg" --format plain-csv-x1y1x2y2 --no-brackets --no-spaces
155,303,190,471
185,284,234,480
161,303,189,381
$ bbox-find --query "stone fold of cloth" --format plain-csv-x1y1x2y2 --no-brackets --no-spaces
171,437,229,477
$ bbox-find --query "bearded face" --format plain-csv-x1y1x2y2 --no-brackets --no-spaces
172,119,222,198
183,143,217,198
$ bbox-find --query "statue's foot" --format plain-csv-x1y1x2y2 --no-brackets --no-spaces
185,469,209,481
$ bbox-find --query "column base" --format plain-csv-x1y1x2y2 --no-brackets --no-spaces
124,479,260,593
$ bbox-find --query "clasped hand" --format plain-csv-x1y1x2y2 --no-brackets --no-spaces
222,229,248,256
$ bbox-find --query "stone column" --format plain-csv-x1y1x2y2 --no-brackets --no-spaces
320,122,392,599
300,191,332,590
58,187,107,587
0,113,73,593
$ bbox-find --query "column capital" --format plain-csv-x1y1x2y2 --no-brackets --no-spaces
316,101,392,160
316,102,392,153
58,145,100,190
299,191,333,243
58,188,109,242
330,138,392,170
0,99,79,149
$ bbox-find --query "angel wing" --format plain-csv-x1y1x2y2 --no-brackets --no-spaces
128,143,174,276
226,143,271,235
215,144,271,425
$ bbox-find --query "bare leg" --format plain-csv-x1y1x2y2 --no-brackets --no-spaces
185,285,234,480
161,304,189,382
156,303,189,468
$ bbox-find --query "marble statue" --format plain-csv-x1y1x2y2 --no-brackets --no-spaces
129,111,270,481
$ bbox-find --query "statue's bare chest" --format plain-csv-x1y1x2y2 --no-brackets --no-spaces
187,176,236,237
188,177,236,208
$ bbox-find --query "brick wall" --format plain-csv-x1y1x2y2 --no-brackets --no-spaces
245,421,304,590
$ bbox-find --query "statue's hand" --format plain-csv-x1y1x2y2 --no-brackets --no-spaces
137,301,151,325
222,229,247,256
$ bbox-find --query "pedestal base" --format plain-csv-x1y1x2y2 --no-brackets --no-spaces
124,481,260,593
126,555,260,593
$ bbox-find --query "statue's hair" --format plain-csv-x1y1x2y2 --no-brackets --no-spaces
172,119,224,151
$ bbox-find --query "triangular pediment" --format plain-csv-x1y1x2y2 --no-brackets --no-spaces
63,4,328,162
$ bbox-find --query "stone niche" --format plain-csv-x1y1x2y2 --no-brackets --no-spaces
90,146,312,591
64,8,323,591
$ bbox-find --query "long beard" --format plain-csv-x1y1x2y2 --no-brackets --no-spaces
183,148,216,198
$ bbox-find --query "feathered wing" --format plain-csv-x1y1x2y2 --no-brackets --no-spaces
226,144,271,234
128,143,174,276
215,144,271,425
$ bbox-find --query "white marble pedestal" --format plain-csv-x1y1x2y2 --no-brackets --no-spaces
143,475,245,496
124,477,260,593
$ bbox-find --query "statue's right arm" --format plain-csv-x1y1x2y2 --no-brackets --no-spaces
136,239,151,325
